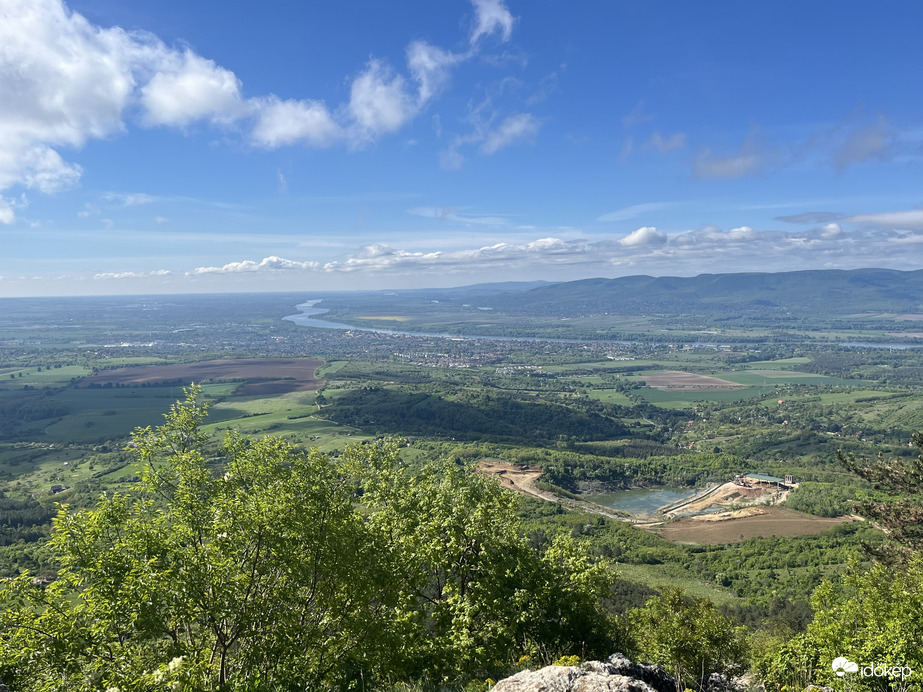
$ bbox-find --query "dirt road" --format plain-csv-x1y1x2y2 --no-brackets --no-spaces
476,460,631,521
476,460,558,501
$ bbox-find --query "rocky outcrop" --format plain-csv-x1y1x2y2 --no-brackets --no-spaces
492,653,677,692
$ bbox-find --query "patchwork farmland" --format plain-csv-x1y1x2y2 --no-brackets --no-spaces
80,358,324,394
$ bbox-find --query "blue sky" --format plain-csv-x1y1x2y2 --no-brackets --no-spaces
1,0,922,296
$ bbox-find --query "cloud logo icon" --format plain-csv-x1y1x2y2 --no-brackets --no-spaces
832,657,859,677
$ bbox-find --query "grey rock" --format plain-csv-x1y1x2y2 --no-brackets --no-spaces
573,674,659,692
704,672,747,692
492,654,677,692
580,661,617,676
600,653,676,692
492,665,581,692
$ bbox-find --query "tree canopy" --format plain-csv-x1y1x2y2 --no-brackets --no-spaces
839,431,923,563
630,588,748,692
756,436,923,690
0,387,620,690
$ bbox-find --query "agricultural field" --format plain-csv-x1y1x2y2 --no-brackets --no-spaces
353,315,413,322
80,357,323,393
641,371,744,391
586,389,635,405
0,355,376,495
651,507,855,544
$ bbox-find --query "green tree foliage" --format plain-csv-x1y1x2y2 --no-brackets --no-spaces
756,559,923,691
0,493,56,545
839,431,923,563
756,434,923,690
630,589,749,692
0,387,618,690
354,447,621,680
322,387,630,444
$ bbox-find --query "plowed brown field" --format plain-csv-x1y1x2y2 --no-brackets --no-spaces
80,358,323,393
643,370,743,391
651,506,855,544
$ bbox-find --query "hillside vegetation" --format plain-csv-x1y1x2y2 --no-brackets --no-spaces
3,285,923,689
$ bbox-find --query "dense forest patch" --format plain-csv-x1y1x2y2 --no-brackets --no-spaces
321,387,631,443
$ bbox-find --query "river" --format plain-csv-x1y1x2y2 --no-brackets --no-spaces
282,300,626,344
283,300,923,349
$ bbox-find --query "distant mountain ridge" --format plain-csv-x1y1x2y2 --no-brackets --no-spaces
490,268,923,316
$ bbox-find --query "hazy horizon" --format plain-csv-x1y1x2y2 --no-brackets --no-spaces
3,265,921,301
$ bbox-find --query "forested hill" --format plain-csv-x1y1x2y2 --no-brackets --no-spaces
491,268,923,317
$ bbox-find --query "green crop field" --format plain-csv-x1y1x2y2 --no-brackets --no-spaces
717,371,850,386
586,389,635,405
637,386,772,405
0,365,90,390
738,357,813,369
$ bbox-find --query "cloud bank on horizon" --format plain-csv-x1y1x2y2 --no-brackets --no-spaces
0,0,922,295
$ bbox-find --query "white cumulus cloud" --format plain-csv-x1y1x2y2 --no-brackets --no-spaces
192,256,320,274
0,0,514,206
94,268,173,280
619,226,666,247
250,97,341,148
324,236,594,274
407,41,463,104
348,60,417,138
0,198,15,224
69,214,923,285
140,51,248,127
820,222,841,238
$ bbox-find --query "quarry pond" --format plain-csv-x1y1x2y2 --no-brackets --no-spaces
585,487,700,517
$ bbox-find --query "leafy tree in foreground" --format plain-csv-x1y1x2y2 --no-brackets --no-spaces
755,437,923,691
0,387,619,690
630,589,749,692
355,449,621,680
756,558,923,691
0,387,389,690
839,431,923,564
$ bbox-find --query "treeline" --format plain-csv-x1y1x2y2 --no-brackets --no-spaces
0,494,56,546
321,387,632,443
783,481,885,517
537,450,753,491
796,349,923,384
0,391,69,440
